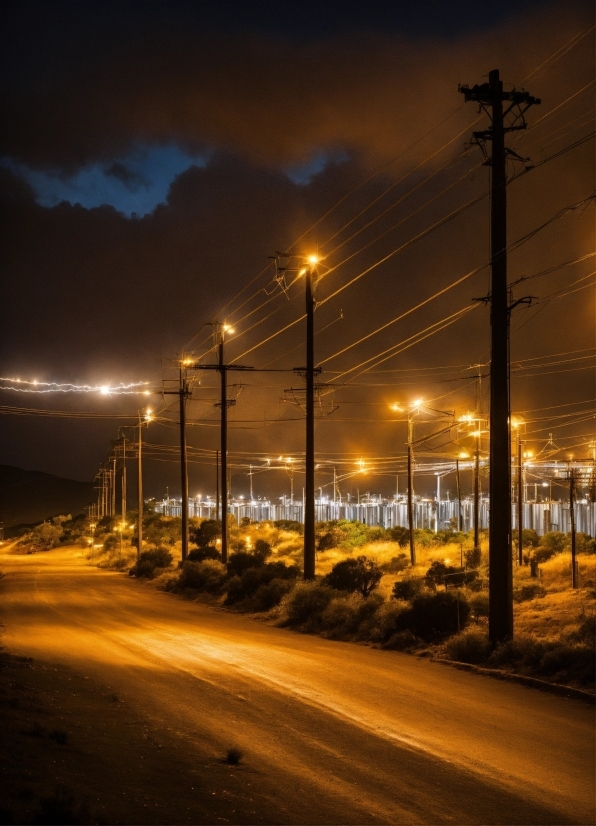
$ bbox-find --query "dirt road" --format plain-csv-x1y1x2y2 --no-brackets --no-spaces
1,547,594,824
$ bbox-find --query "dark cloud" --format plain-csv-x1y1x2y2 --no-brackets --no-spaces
0,0,593,494
104,161,146,191
1,3,591,173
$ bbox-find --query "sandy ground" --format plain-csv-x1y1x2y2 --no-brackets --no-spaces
1,546,594,825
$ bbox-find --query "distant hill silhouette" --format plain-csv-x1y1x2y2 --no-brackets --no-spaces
0,465,93,533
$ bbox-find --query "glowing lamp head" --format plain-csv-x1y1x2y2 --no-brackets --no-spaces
390,403,401,412
459,452,469,459
223,324,235,334
412,398,423,409
100,385,110,395
307,254,319,265
145,409,153,422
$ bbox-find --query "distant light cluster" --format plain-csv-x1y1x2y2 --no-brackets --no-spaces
0,378,152,395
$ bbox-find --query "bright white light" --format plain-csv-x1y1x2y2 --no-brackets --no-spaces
100,386,110,395
413,398,423,408
308,254,319,265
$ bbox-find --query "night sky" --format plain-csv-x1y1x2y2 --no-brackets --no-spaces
1,0,594,501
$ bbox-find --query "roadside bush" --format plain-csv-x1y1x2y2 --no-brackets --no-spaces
176,559,226,593
371,600,410,643
103,533,119,551
425,560,477,588
243,578,295,612
187,545,221,563
392,577,424,601
389,526,410,547
468,591,489,623
541,531,567,553
129,547,173,578
320,595,362,638
488,634,545,672
576,533,596,554
225,561,299,606
396,591,471,642
533,546,558,563
384,554,410,573
273,520,304,534
253,539,272,562
570,612,596,647
190,519,221,549
514,582,545,602
488,633,595,687
521,529,540,548
443,629,491,664
323,555,383,598
227,550,263,578
464,546,482,569
383,629,421,651
282,581,334,629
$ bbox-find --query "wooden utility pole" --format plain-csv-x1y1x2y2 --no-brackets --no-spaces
137,414,143,558
407,417,416,565
304,261,316,580
121,435,127,519
192,327,253,565
461,69,539,645
216,450,220,521
473,433,480,554
455,458,462,532
179,370,190,562
517,435,523,565
569,468,577,588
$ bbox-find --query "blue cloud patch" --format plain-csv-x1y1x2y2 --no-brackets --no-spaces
1,145,208,217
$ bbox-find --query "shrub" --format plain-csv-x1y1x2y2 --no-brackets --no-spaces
103,533,119,551
384,629,421,651
225,562,299,606
541,531,567,553
243,578,295,612
227,550,263,578
488,635,546,672
323,556,383,598
385,554,410,573
396,591,471,642
464,546,482,569
190,519,221,548
443,629,491,664
389,526,410,547
425,560,477,588
533,546,557,563
392,577,424,601
514,582,545,602
273,520,304,534
468,591,489,622
282,581,334,628
521,529,540,548
187,545,221,563
320,595,362,638
253,538,272,562
30,521,64,550
371,600,410,643
129,547,173,578
576,533,596,554
177,560,226,593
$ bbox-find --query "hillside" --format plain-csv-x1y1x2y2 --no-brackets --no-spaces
0,465,93,533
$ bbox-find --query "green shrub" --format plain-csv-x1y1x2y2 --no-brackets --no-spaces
103,533,119,551
443,629,491,664
282,581,334,628
177,559,226,593
243,578,295,612
425,560,477,588
514,583,545,602
389,526,410,547
396,591,471,642
521,529,540,548
227,550,264,578
253,538,272,562
320,595,362,638
383,629,421,651
129,547,173,578
468,591,489,622
371,600,410,643
488,634,545,671
576,533,596,554
225,561,299,606
464,546,482,569
187,545,221,563
273,520,304,534
392,577,424,601
533,546,557,563
323,555,383,598
384,554,410,573
190,519,221,548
